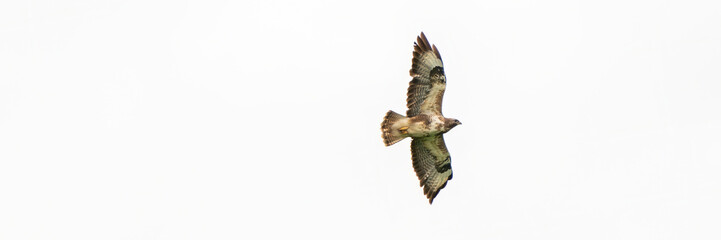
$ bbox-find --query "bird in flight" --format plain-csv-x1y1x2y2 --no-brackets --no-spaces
381,32,461,204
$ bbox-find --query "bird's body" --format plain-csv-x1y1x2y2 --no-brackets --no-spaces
385,113,454,139
381,32,461,204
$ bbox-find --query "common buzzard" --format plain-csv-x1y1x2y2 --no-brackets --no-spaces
381,32,461,204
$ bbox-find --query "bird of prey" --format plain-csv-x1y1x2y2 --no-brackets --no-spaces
381,32,461,204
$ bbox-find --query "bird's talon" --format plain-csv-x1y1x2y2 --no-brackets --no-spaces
399,126,409,134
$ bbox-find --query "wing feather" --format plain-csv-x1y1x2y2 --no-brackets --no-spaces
411,136,453,204
406,32,446,117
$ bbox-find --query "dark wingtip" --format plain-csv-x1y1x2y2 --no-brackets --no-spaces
412,32,442,61
415,32,430,52
428,190,438,204
432,44,442,60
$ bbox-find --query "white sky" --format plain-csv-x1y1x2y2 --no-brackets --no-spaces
2,0,721,239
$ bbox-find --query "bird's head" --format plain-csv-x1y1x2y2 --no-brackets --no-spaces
445,118,462,130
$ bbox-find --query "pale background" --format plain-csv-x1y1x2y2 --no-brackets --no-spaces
1,0,720,239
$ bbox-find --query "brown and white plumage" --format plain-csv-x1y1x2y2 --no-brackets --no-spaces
407,32,445,117
381,32,461,204
411,136,453,203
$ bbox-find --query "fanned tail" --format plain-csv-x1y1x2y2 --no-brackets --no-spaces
381,110,406,146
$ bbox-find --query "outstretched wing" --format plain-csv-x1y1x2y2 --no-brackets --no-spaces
411,135,453,204
407,32,446,117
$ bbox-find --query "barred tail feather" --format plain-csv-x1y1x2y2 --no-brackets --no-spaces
381,110,406,146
